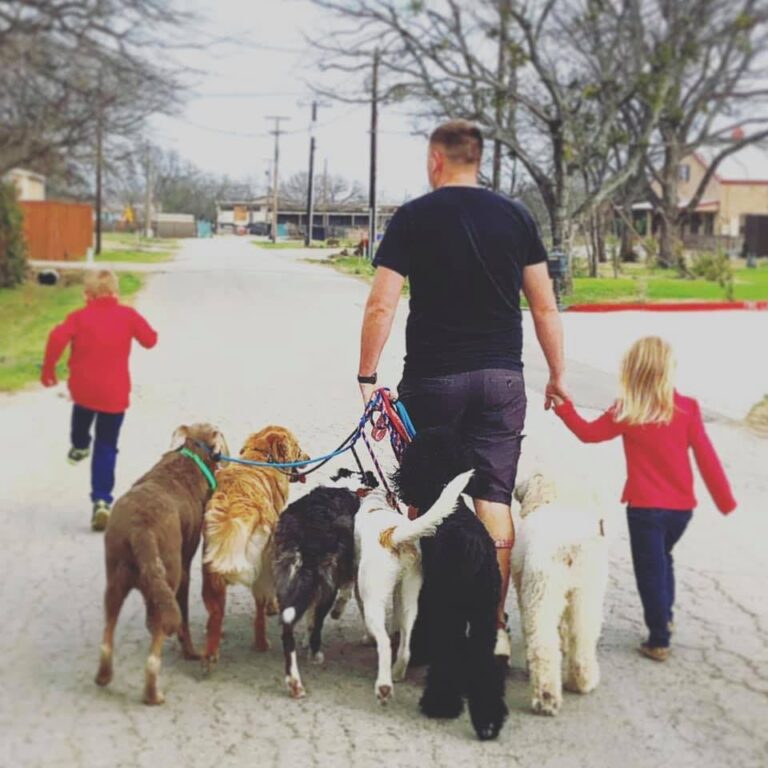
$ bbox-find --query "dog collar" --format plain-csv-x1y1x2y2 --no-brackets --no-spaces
180,448,217,491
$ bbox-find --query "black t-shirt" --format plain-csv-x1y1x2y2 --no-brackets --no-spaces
373,186,547,377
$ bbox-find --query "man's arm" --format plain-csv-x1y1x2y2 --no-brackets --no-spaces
358,266,405,402
522,262,568,409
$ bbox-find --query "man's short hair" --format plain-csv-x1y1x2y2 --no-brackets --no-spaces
84,269,119,298
429,120,484,165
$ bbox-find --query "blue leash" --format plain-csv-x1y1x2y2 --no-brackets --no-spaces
212,390,415,473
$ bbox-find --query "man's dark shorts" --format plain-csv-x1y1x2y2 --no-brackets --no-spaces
398,368,526,505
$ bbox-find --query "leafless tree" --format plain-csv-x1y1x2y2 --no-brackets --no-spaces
280,170,367,208
631,0,768,267
309,0,671,251
0,0,193,175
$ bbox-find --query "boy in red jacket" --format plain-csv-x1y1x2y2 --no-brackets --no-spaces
552,337,736,661
41,270,158,531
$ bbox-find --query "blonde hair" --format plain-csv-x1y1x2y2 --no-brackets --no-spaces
615,337,676,425
84,269,119,299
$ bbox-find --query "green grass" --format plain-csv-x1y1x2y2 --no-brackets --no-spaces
97,231,177,263
252,240,319,250
95,249,172,264
0,272,144,392
321,252,768,305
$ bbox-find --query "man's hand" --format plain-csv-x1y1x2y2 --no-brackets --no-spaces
545,374,569,410
41,369,58,387
359,382,376,404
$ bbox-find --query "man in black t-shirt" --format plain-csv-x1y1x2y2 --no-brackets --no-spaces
357,119,568,658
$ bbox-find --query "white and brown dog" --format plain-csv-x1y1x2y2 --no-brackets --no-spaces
512,473,609,715
354,469,474,704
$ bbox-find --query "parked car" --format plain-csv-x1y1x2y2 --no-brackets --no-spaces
247,222,271,236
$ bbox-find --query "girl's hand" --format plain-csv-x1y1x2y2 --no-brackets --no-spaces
41,370,58,387
550,393,566,408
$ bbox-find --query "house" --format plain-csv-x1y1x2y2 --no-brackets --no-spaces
5,168,46,201
635,138,768,254
215,197,398,240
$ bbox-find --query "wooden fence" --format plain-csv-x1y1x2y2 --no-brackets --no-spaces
20,201,93,261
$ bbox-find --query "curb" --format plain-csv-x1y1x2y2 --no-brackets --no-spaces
567,300,768,313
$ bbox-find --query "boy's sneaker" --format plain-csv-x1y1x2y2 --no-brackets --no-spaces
639,643,670,662
68,447,90,465
91,500,111,532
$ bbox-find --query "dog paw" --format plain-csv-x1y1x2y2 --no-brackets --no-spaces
94,666,112,687
475,723,502,741
564,664,600,694
376,683,393,705
311,651,325,665
286,676,306,699
201,654,218,675
143,689,166,706
392,658,408,682
182,646,202,661
531,689,561,716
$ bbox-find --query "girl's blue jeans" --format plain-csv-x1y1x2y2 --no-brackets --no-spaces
626,507,692,648
71,404,125,504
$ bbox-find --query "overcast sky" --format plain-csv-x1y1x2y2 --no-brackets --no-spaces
149,0,431,203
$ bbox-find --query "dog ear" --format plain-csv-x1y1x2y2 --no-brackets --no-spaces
212,429,229,460
268,432,291,462
170,425,189,450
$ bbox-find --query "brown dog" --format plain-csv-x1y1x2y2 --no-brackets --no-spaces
202,425,308,668
95,423,228,705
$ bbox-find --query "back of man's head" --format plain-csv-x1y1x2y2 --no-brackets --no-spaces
429,120,483,166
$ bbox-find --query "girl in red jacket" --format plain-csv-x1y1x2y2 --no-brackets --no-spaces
41,270,158,531
553,336,736,662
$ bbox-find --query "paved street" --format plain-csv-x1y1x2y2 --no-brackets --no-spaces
3,237,767,768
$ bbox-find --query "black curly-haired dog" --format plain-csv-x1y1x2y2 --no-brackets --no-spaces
273,469,376,699
394,425,507,741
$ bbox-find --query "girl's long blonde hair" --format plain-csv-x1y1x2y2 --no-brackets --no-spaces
615,336,676,426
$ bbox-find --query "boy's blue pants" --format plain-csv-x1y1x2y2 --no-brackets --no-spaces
71,404,125,504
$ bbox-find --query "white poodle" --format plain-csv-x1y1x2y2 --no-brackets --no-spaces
511,473,609,716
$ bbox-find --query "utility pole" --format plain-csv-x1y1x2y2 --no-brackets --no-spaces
94,79,104,255
304,102,318,247
367,48,380,261
266,115,289,242
144,143,153,239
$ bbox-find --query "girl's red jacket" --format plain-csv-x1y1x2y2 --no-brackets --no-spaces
42,297,157,414
554,393,736,514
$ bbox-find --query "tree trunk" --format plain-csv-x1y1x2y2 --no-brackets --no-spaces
657,131,680,268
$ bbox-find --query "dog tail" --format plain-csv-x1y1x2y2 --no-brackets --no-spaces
389,469,474,547
203,494,260,576
131,528,182,635
275,552,317,627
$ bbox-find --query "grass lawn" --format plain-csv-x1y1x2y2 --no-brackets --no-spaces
0,272,144,392
320,253,768,305
97,232,176,263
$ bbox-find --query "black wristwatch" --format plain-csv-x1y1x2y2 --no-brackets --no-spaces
357,373,377,385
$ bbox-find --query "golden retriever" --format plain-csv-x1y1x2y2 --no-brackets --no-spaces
201,425,308,668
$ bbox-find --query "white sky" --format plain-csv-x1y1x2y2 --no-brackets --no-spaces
149,0,432,203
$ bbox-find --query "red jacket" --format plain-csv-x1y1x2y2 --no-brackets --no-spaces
554,393,736,514
42,297,157,413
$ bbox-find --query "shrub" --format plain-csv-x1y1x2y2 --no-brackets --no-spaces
690,250,734,300
0,182,27,288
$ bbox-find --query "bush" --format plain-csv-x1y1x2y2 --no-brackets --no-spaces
0,182,27,288
690,251,734,300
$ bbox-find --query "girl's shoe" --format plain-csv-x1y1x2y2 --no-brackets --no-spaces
91,500,111,532
639,643,670,662
68,447,90,465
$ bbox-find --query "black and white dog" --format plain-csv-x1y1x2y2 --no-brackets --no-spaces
273,469,376,699
393,426,508,741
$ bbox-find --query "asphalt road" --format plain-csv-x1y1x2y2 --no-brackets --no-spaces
4,238,767,768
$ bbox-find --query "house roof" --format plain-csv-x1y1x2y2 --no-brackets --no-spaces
695,143,768,184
